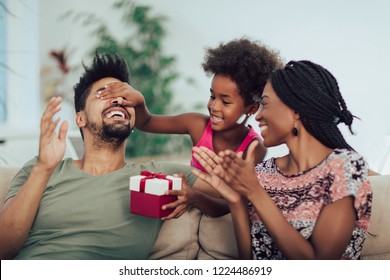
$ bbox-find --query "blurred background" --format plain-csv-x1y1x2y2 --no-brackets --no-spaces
1,0,390,173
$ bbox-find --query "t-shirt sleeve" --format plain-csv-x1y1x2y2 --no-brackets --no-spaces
5,157,38,202
329,151,372,228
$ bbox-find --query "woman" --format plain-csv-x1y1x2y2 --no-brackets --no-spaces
193,60,372,259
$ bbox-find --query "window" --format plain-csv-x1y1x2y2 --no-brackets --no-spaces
0,0,40,128
0,0,62,166
0,0,7,123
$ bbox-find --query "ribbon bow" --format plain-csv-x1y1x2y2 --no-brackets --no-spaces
139,170,172,193
140,170,168,179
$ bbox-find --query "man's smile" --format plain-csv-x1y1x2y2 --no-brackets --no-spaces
102,106,130,120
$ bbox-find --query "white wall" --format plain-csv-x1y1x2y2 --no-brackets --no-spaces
34,0,390,171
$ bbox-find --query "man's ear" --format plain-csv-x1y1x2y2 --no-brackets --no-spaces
76,111,86,128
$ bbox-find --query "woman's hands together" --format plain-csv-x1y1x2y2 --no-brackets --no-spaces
192,141,261,203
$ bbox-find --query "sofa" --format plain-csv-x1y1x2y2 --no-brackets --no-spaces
1,166,389,260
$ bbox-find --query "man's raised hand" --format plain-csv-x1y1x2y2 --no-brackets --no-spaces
37,97,68,171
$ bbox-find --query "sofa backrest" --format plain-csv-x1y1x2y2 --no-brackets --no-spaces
0,167,19,204
361,174,390,259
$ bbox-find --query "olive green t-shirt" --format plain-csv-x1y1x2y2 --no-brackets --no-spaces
6,157,197,260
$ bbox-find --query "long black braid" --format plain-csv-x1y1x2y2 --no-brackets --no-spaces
271,60,356,151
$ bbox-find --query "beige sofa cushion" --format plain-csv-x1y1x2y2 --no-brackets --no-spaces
197,213,238,260
148,207,202,259
361,175,390,259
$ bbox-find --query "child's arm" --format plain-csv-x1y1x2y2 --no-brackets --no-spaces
163,181,230,219
96,82,207,142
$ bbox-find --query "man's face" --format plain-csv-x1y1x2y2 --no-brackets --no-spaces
78,77,135,144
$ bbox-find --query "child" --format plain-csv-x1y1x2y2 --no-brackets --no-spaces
96,38,283,166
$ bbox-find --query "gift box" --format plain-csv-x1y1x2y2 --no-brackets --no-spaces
129,170,182,218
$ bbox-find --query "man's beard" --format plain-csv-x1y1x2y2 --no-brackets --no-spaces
88,120,132,150
102,121,131,141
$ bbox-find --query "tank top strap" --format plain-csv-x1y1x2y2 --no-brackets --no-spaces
236,125,260,153
190,120,213,172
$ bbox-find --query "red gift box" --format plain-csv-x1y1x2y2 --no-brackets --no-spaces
129,170,182,218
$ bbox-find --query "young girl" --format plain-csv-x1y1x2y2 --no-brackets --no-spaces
96,38,283,167
193,60,373,260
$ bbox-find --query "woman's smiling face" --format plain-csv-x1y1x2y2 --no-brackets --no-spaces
256,81,296,147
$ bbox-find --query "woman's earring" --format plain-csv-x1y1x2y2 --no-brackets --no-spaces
292,122,298,136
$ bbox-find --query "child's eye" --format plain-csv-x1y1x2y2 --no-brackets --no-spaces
222,100,232,105
209,96,216,100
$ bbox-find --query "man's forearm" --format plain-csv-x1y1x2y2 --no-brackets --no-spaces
0,164,53,259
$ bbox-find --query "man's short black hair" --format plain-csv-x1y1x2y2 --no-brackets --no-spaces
74,53,130,113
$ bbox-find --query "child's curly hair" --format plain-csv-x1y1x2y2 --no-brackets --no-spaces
202,37,283,106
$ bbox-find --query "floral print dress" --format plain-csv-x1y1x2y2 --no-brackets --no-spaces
250,149,372,259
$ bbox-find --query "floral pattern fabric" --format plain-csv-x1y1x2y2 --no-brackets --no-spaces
249,149,372,259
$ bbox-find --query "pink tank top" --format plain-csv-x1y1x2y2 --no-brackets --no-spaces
190,120,260,172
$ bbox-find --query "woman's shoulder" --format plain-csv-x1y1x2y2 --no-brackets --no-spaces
328,148,369,180
326,149,372,210
329,148,366,167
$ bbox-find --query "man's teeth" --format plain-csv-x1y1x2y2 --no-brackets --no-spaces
260,126,267,132
106,111,125,118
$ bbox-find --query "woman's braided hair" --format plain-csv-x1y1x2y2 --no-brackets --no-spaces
270,60,356,150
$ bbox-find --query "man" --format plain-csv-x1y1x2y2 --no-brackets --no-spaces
0,53,224,259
